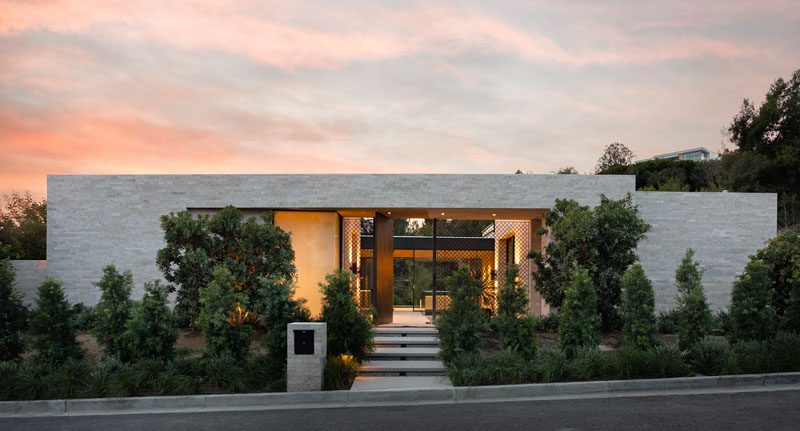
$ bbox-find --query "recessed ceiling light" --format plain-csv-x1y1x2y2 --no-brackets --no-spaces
492,213,497,216
387,211,392,215
441,212,445,216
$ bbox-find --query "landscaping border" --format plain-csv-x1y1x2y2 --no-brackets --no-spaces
2,372,800,417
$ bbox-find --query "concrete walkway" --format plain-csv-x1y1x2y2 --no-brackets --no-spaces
351,310,452,390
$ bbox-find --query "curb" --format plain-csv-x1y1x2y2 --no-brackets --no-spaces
2,372,799,417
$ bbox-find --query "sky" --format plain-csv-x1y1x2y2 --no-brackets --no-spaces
1,0,799,199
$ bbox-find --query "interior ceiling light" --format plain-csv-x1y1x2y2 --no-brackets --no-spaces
492,213,497,216
440,212,445,216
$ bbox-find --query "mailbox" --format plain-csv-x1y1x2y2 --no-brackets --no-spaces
294,329,315,355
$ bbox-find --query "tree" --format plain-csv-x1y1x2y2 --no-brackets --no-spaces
197,266,253,360
729,259,777,342
30,278,82,364
157,206,295,327
530,195,650,330
595,142,634,172
122,280,178,361
754,232,800,325
436,265,489,362
674,249,712,350
256,275,311,363
620,263,656,349
727,69,800,230
320,270,373,361
558,265,600,356
497,264,528,318
92,264,133,359
0,192,47,260
0,246,27,361
555,167,578,175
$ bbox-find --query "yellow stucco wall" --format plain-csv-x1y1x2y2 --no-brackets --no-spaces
274,211,340,318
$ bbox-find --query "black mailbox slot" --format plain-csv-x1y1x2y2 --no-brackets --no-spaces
294,330,315,355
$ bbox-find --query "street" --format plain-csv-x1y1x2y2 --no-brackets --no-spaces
3,389,799,431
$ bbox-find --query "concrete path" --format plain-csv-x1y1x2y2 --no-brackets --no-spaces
352,310,452,390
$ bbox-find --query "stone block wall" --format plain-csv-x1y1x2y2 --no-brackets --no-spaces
9,260,47,305
634,191,777,311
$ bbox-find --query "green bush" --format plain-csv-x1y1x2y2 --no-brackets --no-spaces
197,266,253,360
674,249,712,350
320,270,373,361
785,273,800,332
558,266,600,356
256,275,311,363
620,263,656,349
730,340,773,374
688,337,732,376
30,278,82,365
534,348,568,382
436,266,489,362
612,345,690,379
656,310,677,334
497,264,528,318
730,259,778,342
72,303,95,331
534,312,559,332
771,332,800,372
122,281,178,362
0,254,26,361
495,315,538,360
711,310,731,336
754,232,800,327
323,354,360,390
568,347,609,380
92,264,134,360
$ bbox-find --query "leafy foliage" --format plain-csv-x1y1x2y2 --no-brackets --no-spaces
323,354,359,390
754,232,800,329
0,192,47,260
122,281,178,362
620,263,656,349
688,337,732,376
494,315,538,360
30,278,82,364
436,265,490,362
674,250,713,350
157,206,295,327
255,275,310,363
595,142,634,172
320,270,373,361
530,195,649,330
92,264,134,359
656,310,678,334
729,258,778,342
0,251,26,361
558,266,600,356
197,266,253,360
497,264,528,318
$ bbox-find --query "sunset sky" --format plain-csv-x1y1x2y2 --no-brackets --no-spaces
1,0,799,199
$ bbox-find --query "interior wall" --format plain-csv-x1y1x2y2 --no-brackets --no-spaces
274,211,340,317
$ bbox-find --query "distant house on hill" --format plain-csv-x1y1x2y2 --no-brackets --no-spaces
644,147,716,162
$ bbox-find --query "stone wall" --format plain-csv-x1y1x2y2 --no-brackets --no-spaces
47,174,633,305
10,260,47,305
634,191,777,311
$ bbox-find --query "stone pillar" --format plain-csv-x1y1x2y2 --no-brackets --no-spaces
287,322,327,392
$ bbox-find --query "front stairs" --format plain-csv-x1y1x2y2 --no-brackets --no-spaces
350,312,452,390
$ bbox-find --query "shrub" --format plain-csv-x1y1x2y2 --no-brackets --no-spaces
712,310,731,336
611,345,690,379
568,346,609,380
535,312,559,332
323,354,359,390
534,348,568,382
730,340,773,374
674,249,712,350
497,264,528,318
754,231,800,324
558,266,600,356
495,315,538,360
256,275,311,363
92,264,134,359
620,263,656,349
730,259,778,342
157,207,296,328
656,310,677,334
203,353,247,392
122,281,178,362
436,266,489,362
72,303,95,331
771,332,800,372
0,254,26,361
320,270,373,361
688,337,732,376
785,271,800,332
197,266,253,360
648,344,692,378
30,278,82,365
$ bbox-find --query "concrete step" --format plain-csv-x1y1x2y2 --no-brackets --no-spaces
350,376,453,390
368,347,440,360
374,336,438,347
360,360,447,376
373,327,438,337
